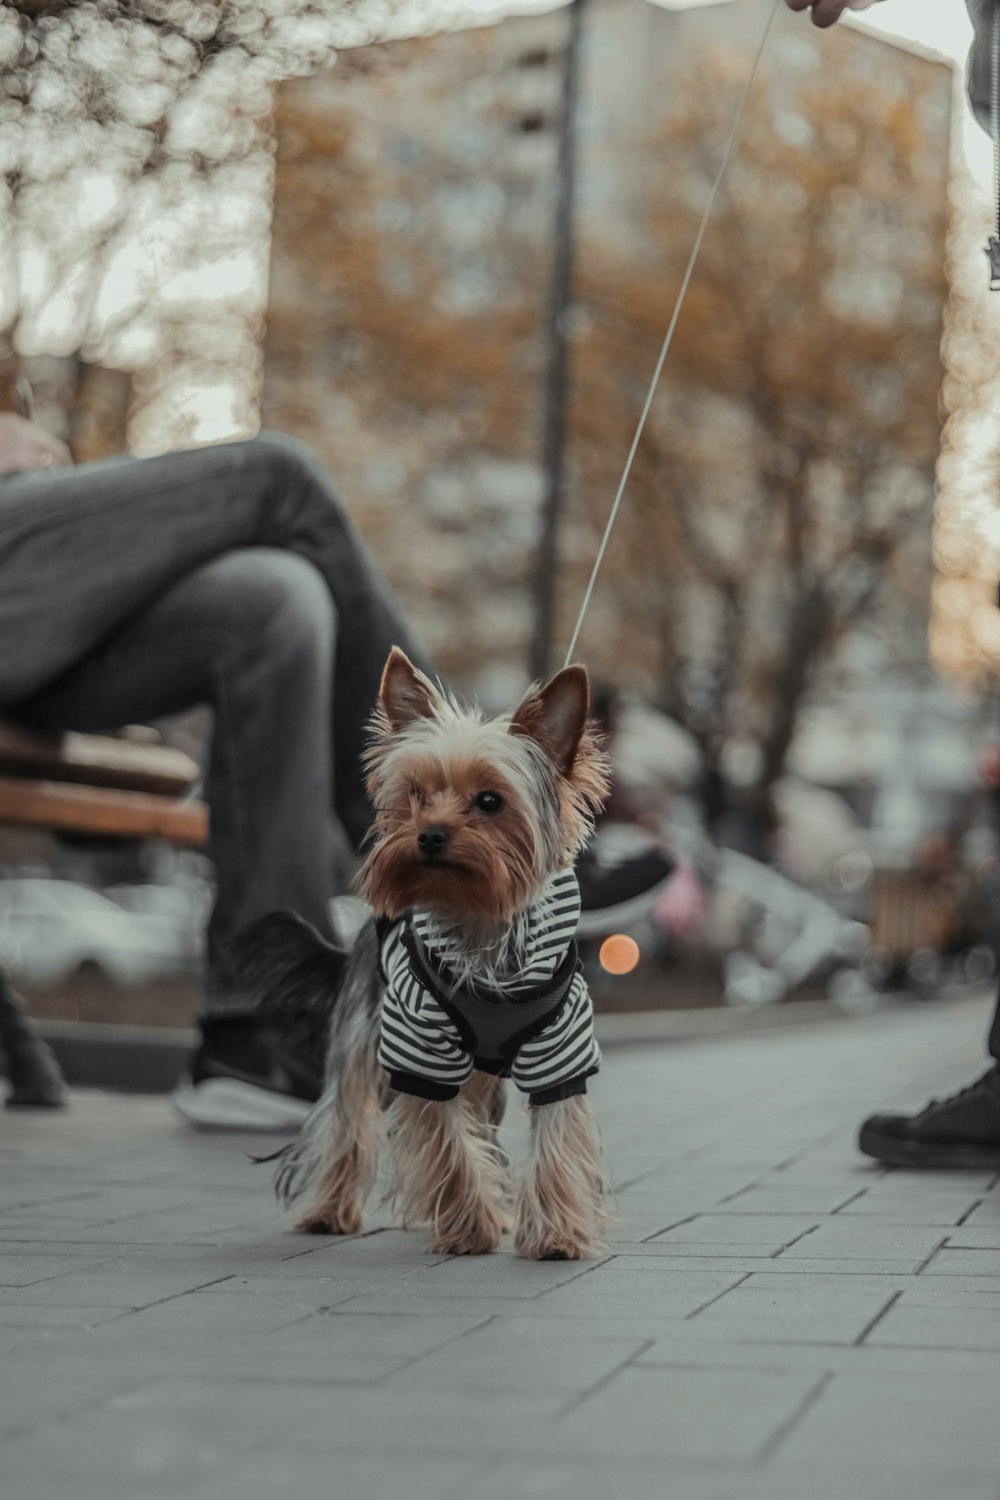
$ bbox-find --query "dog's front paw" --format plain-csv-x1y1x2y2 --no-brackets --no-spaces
432,1235,500,1256
513,1225,598,1261
295,1207,363,1236
432,1221,504,1256
523,1241,586,1261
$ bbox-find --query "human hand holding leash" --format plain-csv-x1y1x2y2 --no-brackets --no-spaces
783,0,878,28
0,412,72,475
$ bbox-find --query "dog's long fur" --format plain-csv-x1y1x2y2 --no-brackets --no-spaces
241,649,611,1259
250,917,383,1225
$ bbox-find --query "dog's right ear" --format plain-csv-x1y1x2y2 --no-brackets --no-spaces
510,664,590,778
379,647,442,732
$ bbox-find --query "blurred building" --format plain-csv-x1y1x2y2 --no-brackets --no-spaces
262,0,952,742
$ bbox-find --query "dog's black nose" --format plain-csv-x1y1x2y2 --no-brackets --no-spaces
418,826,449,857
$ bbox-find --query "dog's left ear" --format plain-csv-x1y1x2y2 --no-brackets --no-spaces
380,646,443,732
510,664,589,777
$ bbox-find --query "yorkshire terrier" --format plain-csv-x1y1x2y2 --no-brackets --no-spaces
243,647,611,1260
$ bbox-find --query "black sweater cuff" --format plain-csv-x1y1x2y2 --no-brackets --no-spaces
387,1071,460,1102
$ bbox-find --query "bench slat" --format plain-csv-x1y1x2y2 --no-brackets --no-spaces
0,777,208,847
0,723,200,796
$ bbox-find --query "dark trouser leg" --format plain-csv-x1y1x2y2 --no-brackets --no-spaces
16,550,337,1011
0,433,433,1008
0,432,432,848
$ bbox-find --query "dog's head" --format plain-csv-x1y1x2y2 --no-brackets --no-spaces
358,647,610,927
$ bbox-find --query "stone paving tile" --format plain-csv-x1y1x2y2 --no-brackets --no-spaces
943,1225,1000,1248
346,1307,1000,1376
531,1266,749,1317
461,1456,1000,1500
223,1242,449,1283
385,1322,645,1393
606,1207,698,1241
609,1240,791,1259
684,1280,895,1345
0,1356,167,1440
0,1234,156,1255
961,1195,1000,1224
28,1325,366,1387
612,1176,764,1209
595,1251,943,1276
262,1308,490,1376
0,1376,350,1484
649,1213,820,1247
864,1303,1000,1351
737,1257,942,1275
775,1221,947,1261
556,1366,825,1461
2,1262,239,1307
634,1332,1000,1376
0,1253,107,1286
597,1242,771,1263
0,1302,126,1328
404,1251,602,1298
834,1190,985,1226
196,1274,367,1306
779,1224,953,1260
288,1386,571,1456
923,1247,1000,1275
736,1459,1000,1500
280,1230,452,1272
103,1289,319,1334
858,1169,999,1191
774,1370,999,1478
458,1457,737,1500
17,1309,487,1388
710,1185,865,1215
895,1278,1000,1306
182,1450,483,1500
0,1481,183,1500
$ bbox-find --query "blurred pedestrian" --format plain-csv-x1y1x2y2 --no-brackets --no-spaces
786,0,1000,1166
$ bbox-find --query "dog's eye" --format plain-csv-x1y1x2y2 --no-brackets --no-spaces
474,791,503,815
409,786,424,804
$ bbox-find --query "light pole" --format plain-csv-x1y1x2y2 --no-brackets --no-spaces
529,0,586,681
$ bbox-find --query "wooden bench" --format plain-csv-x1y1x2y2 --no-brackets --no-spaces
869,867,957,961
0,722,208,1108
0,722,208,847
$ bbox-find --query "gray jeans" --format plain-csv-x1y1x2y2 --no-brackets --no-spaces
0,432,430,1012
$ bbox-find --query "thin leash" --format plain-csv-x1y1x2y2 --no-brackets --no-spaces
562,0,782,670
988,0,1000,287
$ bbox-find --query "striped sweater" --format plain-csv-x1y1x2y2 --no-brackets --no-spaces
377,868,600,1107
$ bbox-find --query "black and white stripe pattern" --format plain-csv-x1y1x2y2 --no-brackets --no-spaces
378,922,473,1092
376,868,600,1100
508,970,598,1097
414,867,582,991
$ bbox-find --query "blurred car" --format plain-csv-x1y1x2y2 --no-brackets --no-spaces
0,878,202,986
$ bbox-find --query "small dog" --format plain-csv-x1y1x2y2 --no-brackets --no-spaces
244,647,611,1259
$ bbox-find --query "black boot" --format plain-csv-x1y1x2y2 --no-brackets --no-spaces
858,1068,1000,1168
0,973,67,1108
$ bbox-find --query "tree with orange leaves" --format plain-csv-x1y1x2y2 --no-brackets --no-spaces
562,40,950,830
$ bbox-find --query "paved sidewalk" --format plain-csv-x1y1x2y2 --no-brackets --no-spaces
3,994,1000,1500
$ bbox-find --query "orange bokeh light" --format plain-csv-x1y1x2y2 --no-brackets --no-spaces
598,934,640,976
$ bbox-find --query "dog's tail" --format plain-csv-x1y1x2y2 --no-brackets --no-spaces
233,911,350,1065
234,913,384,1212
